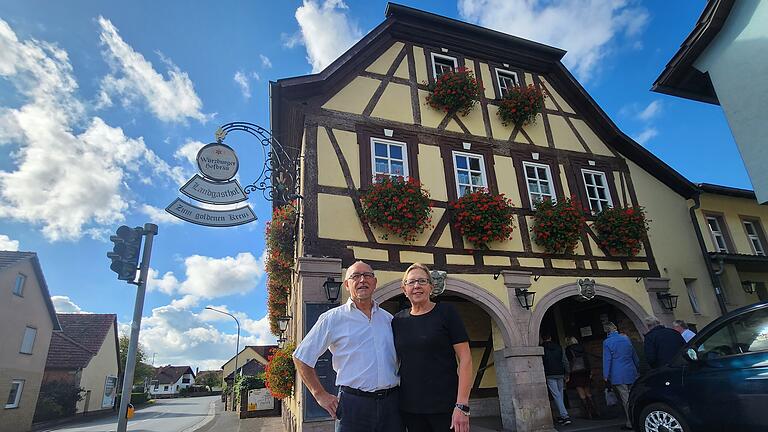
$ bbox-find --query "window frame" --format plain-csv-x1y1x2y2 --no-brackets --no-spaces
5,380,24,409
693,305,768,359
452,151,488,197
13,273,26,297
684,278,701,315
370,137,409,180
430,53,458,79
19,326,37,355
705,215,731,253
581,169,613,213
495,68,519,98
522,161,556,209
741,218,767,256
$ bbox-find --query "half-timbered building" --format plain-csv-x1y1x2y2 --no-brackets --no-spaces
270,4,722,431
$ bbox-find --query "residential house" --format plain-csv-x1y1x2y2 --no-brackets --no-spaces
224,359,266,384
270,3,722,431
196,370,223,391
0,251,61,432
221,345,276,384
39,313,120,416
149,366,195,398
652,0,768,203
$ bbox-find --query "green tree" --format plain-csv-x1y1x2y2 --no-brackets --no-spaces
119,334,155,385
201,371,222,391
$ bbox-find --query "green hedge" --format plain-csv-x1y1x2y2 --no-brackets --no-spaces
130,392,149,405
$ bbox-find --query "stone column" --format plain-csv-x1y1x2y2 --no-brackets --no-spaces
643,277,674,326
502,270,534,346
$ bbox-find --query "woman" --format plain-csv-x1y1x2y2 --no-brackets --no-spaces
391,263,473,432
565,336,599,419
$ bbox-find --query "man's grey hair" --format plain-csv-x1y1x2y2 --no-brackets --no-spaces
604,322,618,333
345,260,373,278
672,319,688,329
644,316,661,329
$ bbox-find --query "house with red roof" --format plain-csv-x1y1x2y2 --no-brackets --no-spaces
149,366,195,398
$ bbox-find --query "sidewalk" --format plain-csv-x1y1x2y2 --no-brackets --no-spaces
238,415,285,432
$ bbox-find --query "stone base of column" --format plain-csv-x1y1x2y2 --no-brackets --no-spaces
494,347,557,432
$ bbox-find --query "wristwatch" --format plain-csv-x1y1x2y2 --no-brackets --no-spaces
455,403,471,416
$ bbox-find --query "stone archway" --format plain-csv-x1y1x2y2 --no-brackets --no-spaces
529,282,650,344
374,277,524,348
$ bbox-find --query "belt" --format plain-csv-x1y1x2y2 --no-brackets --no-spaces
340,385,398,399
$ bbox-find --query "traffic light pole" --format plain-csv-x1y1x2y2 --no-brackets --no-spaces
117,223,158,432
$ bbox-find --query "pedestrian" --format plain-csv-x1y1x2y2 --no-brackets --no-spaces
643,316,685,368
293,261,403,432
541,333,572,426
602,321,639,431
565,336,599,419
672,319,696,343
391,263,472,432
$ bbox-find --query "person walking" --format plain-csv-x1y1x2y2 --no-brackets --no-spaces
565,336,599,419
603,322,639,431
643,316,685,368
293,261,403,432
392,263,472,432
541,333,572,426
672,319,697,343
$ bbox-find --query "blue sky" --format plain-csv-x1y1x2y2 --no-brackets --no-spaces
0,0,749,371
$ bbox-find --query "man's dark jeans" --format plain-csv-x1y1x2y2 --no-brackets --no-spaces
335,387,404,432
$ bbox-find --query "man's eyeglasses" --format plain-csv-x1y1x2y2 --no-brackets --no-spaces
404,278,431,287
347,272,375,281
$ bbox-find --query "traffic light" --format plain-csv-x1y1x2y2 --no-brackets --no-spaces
108,226,144,282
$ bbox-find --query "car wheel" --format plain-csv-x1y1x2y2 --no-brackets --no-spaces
638,403,690,432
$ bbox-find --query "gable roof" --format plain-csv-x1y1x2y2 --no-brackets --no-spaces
46,313,118,370
153,365,194,384
651,0,735,104
225,358,266,381
0,251,61,331
246,345,277,362
271,2,698,200
698,182,756,200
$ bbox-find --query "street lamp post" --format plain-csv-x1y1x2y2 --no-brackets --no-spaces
205,306,240,409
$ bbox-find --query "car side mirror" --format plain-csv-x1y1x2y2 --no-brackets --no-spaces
684,348,699,362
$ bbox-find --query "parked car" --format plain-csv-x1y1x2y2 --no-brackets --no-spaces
628,301,768,432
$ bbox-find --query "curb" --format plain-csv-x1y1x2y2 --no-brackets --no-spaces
180,400,217,432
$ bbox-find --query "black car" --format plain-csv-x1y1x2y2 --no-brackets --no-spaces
629,301,768,432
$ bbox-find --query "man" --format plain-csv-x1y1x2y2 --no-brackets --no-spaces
603,322,639,431
643,316,685,368
541,333,572,426
672,319,696,343
293,261,402,432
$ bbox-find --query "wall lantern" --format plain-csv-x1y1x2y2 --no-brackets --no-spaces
656,292,679,311
276,315,292,334
515,288,536,310
741,280,756,295
323,277,342,303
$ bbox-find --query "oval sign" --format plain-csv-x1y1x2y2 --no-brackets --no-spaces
197,142,239,181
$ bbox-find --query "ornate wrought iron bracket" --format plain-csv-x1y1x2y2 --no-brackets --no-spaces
214,122,302,205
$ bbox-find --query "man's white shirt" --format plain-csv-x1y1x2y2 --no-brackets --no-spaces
681,328,696,343
293,298,399,392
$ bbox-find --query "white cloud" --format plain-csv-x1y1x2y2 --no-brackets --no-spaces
52,295,88,313
635,127,658,145
458,0,649,81
259,54,272,69
0,234,19,251
233,70,251,99
96,16,210,123
0,19,183,241
637,100,662,121
294,0,363,73
140,204,183,225
147,267,181,295
281,31,304,49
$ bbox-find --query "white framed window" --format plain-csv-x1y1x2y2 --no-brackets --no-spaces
163,385,169,391
495,68,519,97
453,151,487,197
685,278,701,314
706,216,729,253
523,162,555,208
5,380,24,409
371,138,408,179
13,274,26,297
431,53,457,79
19,327,36,354
743,221,765,256
581,169,612,213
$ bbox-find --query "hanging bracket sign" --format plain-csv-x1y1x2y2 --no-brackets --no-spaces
165,198,256,227
180,174,247,205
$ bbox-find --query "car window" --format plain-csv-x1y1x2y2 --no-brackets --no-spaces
696,307,768,359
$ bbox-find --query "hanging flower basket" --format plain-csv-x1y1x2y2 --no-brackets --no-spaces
425,67,482,116
531,197,586,255
497,84,546,127
593,206,650,256
265,205,295,336
450,189,515,249
361,176,432,242
264,344,295,400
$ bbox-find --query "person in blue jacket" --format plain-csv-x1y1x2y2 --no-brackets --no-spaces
603,321,639,431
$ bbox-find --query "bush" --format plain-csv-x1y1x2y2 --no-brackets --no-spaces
532,197,586,254
264,344,295,400
593,206,649,256
497,84,546,127
361,176,432,242
33,380,84,422
131,392,149,405
425,68,482,116
450,190,516,249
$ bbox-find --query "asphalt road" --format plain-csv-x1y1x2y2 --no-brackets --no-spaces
40,396,218,432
